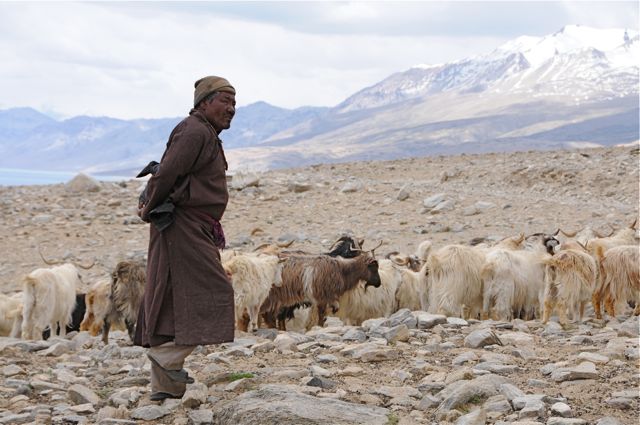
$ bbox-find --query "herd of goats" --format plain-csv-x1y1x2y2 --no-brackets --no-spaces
0,218,638,344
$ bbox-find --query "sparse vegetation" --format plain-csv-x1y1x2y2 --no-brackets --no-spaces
228,372,255,382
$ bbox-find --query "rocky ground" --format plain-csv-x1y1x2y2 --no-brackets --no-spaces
0,145,638,424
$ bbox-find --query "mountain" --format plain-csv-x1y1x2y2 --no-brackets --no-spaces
0,25,637,175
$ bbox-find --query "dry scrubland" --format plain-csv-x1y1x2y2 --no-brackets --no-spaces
0,145,638,425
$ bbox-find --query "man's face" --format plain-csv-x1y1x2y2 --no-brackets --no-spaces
202,91,236,133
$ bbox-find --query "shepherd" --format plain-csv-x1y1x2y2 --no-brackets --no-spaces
134,75,236,401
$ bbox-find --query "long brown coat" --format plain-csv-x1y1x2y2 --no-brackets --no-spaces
134,109,234,347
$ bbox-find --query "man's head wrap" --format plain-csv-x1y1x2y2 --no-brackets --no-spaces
193,76,235,107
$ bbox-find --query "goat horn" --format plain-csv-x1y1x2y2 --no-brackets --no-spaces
369,240,384,254
385,251,400,259
277,240,295,248
327,238,343,252
630,217,638,230
556,228,577,237
76,259,96,270
391,256,409,266
577,240,588,251
253,243,272,252
38,244,61,266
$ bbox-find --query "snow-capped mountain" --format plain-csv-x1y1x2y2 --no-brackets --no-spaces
337,25,638,113
0,25,637,176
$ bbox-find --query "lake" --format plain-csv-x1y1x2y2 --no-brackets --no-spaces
0,168,134,186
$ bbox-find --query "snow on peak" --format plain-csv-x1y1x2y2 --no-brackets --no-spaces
497,25,638,68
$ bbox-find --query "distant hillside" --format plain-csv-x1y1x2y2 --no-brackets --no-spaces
0,25,637,175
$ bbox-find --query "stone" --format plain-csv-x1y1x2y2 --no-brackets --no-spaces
388,308,417,328
189,409,214,425
130,405,170,421
2,365,24,377
211,384,390,424
499,332,534,346
455,408,487,425
288,182,312,193
550,402,572,418
436,374,508,413
66,173,101,192
340,181,363,193
230,172,260,190
305,376,336,390
453,351,478,366
595,417,623,425
182,383,208,408
446,317,468,327
316,354,338,363
397,184,411,201
499,383,525,402
519,400,545,419
423,193,446,209
550,362,598,382
68,384,101,405
415,313,447,329
546,418,587,425
605,398,633,409
417,394,441,410
342,328,367,342
464,329,502,348
577,352,609,364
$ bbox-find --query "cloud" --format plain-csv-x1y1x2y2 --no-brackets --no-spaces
0,1,637,119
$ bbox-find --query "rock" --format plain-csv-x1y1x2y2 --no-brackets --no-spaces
188,409,214,424
2,365,24,376
397,184,411,201
577,352,609,364
305,376,336,390
288,181,312,193
499,383,525,402
546,418,587,425
231,172,260,190
436,374,508,413
423,193,446,209
66,173,101,192
455,408,487,425
316,354,338,363
550,362,598,382
68,383,101,405
340,180,363,193
130,405,170,421
499,332,534,346
273,334,299,352
519,400,545,419
417,394,441,410
446,317,468,327
595,417,623,425
182,383,208,408
415,313,447,329
388,309,417,328
464,329,503,348
342,328,367,342
211,384,390,424
453,351,478,366
605,398,633,409
550,402,573,418
431,199,456,213
513,395,546,411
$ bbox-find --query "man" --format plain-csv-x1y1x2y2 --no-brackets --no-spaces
134,76,236,401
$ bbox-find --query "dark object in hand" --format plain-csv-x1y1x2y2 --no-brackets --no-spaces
137,161,160,208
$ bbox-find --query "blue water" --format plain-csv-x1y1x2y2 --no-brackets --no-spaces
0,168,133,186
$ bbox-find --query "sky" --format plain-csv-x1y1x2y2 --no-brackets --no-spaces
0,1,638,120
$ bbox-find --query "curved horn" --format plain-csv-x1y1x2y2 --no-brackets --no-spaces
38,244,61,266
385,251,400,259
593,228,615,238
76,259,96,270
556,228,578,237
576,240,588,251
277,240,295,248
630,217,638,230
253,243,272,252
369,240,384,256
514,233,525,244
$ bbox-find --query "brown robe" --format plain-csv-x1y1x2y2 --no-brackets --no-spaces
134,109,234,347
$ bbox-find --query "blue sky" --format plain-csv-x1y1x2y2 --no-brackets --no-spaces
0,1,637,119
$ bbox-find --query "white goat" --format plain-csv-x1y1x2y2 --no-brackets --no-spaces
223,253,283,332
21,263,82,340
0,292,23,337
428,244,485,319
542,241,597,326
481,234,558,321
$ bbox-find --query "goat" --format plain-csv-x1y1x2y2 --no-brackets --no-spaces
428,244,485,319
587,219,639,318
542,240,597,326
593,245,640,319
0,293,23,337
335,259,401,326
21,263,83,340
260,251,381,331
80,278,115,338
223,253,283,332
481,233,558,321
103,260,146,344
260,236,365,330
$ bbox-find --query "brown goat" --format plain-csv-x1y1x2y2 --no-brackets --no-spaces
103,260,146,344
260,253,381,331
593,245,640,319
